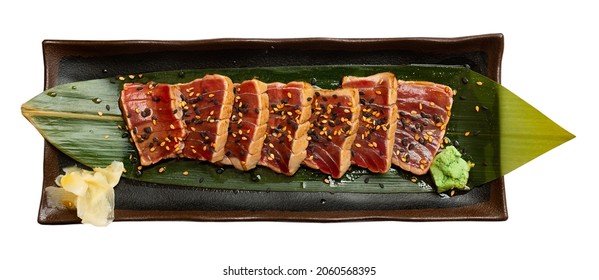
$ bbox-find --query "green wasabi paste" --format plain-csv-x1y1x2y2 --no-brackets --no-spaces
430,146,471,193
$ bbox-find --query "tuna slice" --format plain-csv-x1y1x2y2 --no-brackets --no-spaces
120,82,187,166
393,81,453,175
258,82,314,176
341,73,398,173
220,80,269,170
303,88,360,178
176,74,234,163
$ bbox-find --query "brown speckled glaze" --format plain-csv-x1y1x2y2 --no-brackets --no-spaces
38,34,508,224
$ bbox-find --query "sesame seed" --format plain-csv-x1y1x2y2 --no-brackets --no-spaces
355,143,362,148
476,81,483,86
158,167,166,173
464,131,471,136
97,111,103,116
401,139,408,146
183,171,189,176
475,105,480,112
118,76,125,81
323,178,330,184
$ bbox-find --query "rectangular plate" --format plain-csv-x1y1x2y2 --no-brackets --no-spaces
38,34,508,223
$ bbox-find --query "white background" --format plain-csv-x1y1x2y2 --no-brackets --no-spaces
1,1,596,279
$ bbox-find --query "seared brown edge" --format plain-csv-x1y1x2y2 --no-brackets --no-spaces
39,34,507,224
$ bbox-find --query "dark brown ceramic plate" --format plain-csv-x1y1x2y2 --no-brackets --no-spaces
38,34,508,224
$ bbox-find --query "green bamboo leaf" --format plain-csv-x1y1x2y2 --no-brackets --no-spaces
21,65,574,193
497,84,575,175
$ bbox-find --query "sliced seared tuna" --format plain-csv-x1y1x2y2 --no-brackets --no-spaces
303,88,360,178
176,74,234,163
120,82,186,166
258,82,314,175
393,81,453,175
220,80,269,170
342,73,398,173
